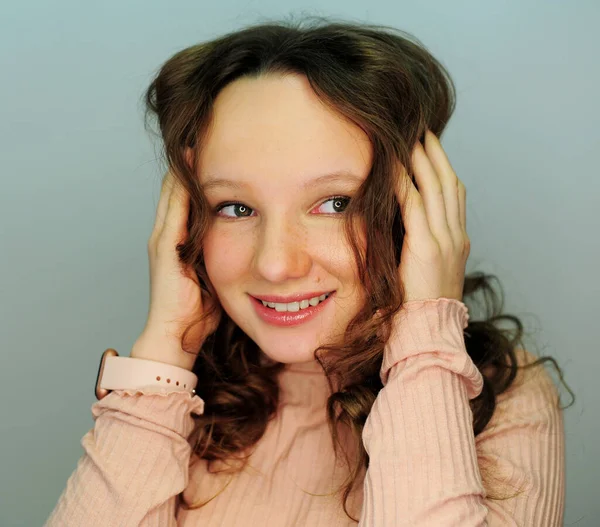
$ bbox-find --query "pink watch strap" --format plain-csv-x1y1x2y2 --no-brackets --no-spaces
95,348,198,400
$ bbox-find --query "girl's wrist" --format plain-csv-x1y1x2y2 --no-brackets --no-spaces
130,333,197,371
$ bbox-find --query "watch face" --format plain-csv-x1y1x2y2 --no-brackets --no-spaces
95,348,119,400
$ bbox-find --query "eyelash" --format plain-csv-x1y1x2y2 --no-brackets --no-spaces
214,195,351,218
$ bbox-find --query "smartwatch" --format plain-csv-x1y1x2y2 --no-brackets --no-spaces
95,348,198,400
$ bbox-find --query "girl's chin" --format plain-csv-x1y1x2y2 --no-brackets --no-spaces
255,338,320,364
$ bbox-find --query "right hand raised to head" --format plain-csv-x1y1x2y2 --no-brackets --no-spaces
131,169,222,370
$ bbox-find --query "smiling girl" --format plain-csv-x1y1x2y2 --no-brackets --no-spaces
47,17,571,526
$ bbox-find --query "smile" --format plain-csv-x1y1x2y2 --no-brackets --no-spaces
260,292,332,312
250,291,335,327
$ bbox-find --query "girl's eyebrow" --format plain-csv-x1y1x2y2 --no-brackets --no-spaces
201,171,363,192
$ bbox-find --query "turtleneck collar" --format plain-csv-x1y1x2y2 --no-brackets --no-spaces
276,359,333,410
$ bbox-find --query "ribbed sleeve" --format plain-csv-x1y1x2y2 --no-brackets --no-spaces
45,388,205,527
45,298,564,525
359,297,564,526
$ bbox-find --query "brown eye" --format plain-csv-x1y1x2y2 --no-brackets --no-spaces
315,196,351,214
216,203,254,217
332,197,350,212
234,204,252,216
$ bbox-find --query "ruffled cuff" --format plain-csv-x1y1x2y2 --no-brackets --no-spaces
381,297,483,398
91,388,205,439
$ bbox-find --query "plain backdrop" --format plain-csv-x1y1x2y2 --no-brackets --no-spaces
1,1,598,525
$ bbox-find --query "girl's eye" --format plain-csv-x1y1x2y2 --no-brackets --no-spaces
215,203,255,218
214,196,351,218
314,196,351,214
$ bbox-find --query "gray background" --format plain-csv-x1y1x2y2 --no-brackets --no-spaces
1,1,598,525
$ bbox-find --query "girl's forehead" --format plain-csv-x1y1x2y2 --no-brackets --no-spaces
200,170,365,197
197,75,373,187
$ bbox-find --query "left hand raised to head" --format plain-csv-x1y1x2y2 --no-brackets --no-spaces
395,130,470,303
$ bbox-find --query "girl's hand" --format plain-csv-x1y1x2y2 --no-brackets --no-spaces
132,169,222,371
395,130,470,303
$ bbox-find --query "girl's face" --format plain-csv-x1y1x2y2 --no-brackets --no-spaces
197,73,373,364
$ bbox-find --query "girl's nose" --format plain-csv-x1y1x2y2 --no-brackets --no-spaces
252,219,312,283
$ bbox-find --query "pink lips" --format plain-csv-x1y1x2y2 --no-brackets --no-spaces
252,291,333,303
250,292,334,327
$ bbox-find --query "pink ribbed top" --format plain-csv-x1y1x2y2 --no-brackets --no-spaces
46,298,565,526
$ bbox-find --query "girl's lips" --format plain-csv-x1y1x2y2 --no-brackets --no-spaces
250,292,335,327
252,291,333,304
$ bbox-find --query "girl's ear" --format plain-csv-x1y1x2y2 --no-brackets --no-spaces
184,147,195,171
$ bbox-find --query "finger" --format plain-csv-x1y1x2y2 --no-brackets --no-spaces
458,181,466,231
424,131,463,239
151,170,175,238
162,173,191,246
411,141,450,240
394,162,431,242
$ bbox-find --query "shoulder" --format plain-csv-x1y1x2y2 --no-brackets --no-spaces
499,348,561,410
477,348,563,443
474,348,566,519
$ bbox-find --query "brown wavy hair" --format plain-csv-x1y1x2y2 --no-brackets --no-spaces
143,15,575,522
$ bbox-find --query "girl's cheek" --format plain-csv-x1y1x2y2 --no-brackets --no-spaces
209,230,254,275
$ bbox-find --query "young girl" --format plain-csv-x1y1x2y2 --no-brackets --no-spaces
46,18,569,526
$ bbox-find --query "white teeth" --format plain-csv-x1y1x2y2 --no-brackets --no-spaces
261,293,331,312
